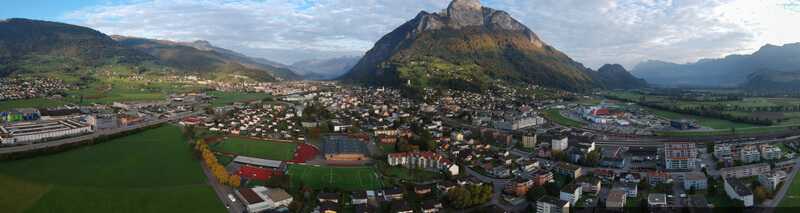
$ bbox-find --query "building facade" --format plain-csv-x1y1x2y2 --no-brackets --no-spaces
665,142,696,170
388,152,459,175
720,163,770,178
724,178,754,207
740,146,760,163
0,119,91,144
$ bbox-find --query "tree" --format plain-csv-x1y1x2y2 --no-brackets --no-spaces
446,186,472,209
707,141,715,153
288,201,303,213
526,187,547,201
583,150,600,167
707,183,717,196
754,187,767,203
228,174,242,188
470,185,494,205
551,150,567,161
731,127,736,134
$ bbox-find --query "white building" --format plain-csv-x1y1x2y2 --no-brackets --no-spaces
0,119,91,144
665,143,696,170
740,146,760,163
759,170,788,191
537,196,569,213
388,152,459,175
559,183,582,205
552,135,569,151
683,172,707,190
113,100,166,110
714,144,731,156
724,178,753,207
236,186,293,212
494,116,543,130
760,144,781,161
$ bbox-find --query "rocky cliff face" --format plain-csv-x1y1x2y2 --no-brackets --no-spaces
340,0,630,92
744,69,800,90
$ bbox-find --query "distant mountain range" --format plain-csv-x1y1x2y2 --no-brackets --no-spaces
290,56,360,80
340,0,647,92
630,43,800,86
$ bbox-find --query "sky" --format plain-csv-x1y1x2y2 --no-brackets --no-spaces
2,0,799,70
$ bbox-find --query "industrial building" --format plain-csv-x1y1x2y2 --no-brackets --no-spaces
671,119,698,130
86,114,116,130
113,100,166,110
0,119,91,144
236,186,293,212
324,137,369,160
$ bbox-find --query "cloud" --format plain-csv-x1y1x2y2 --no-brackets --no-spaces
62,0,800,69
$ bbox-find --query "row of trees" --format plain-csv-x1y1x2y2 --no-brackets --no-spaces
445,184,494,209
195,140,241,187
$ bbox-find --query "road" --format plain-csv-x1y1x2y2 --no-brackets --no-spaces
0,111,200,154
763,158,800,213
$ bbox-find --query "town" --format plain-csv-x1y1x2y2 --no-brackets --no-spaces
2,77,800,213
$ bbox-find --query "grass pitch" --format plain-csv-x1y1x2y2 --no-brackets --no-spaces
212,137,298,161
0,125,224,212
0,98,65,111
285,165,383,190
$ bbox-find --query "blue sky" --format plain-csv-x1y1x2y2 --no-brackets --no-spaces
2,0,799,69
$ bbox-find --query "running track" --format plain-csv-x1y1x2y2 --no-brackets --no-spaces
205,136,318,163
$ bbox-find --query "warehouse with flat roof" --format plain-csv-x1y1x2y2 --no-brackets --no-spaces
324,137,369,160
0,119,91,144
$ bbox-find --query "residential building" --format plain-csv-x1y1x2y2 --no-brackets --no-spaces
393,201,414,213
552,135,568,150
320,201,339,213
437,181,456,193
648,193,668,211
506,176,533,196
760,144,781,161
383,188,403,201
759,170,788,191
414,185,431,195
530,169,553,186
687,194,712,213
683,172,707,190
236,186,293,212
318,192,340,203
553,162,582,179
724,178,754,207
522,132,536,148
388,152,459,175
577,176,601,196
720,163,770,178
352,191,367,205
606,189,627,211
355,204,376,213
559,183,582,205
537,196,569,213
594,169,616,181
665,142,696,170
740,146,760,163
420,199,442,213
612,182,638,197
714,145,731,157
647,172,669,185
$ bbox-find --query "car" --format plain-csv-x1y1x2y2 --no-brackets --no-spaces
225,203,230,209
228,194,237,202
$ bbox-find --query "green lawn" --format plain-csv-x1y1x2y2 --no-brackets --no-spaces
776,143,794,153
707,195,732,212
0,98,65,111
0,125,224,212
624,105,761,129
0,125,207,188
779,198,800,207
545,109,588,127
786,169,800,196
386,166,442,180
285,165,383,190
212,137,298,161
379,143,398,155
214,153,235,166
207,91,275,107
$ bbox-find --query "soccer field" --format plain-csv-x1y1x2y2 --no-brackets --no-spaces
212,137,298,161
285,165,383,190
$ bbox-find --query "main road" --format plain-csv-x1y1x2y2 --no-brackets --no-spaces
0,111,200,154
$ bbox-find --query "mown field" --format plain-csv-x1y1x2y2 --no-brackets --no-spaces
206,91,275,107
212,137,298,161
285,165,383,190
544,109,588,127
0,98,65,111
0,125,224,213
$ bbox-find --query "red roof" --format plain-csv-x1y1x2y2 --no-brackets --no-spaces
647,172,668,178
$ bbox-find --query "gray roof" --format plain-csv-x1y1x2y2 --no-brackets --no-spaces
537,196,569,207
612,182,637,190
725,178,753,196
325,137,367,155
687,194,710,209
561,183,581,193
684,172,706,181
648,193,667,204
233,156,282,168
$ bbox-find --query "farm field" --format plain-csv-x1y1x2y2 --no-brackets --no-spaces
656,126,789,136
624,105,761,129
0,125,223,212
786,169,800,197
0,98,65,111
779,198,800,207
285,165,383,190
207,91,275,107
545,109,588,127
212,137,298,161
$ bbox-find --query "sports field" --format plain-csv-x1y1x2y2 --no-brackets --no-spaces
285,165,383,190
0,125,224,212
212,137,298,161
206,91,275,107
